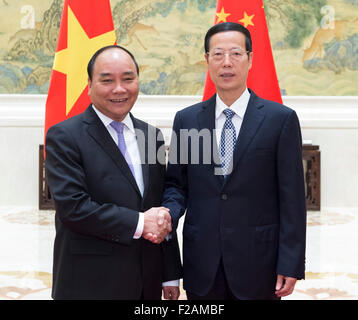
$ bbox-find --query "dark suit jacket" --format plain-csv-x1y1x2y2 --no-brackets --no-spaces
45,105,182,300
163,90,306,299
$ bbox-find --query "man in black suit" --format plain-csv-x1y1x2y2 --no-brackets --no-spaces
163,22,306,300
45,45,182,300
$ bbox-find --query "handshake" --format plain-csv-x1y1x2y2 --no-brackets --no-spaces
142,207,172,244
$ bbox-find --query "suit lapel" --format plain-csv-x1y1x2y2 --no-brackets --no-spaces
229,91,266,180
83,106,142,197
197,95,225,184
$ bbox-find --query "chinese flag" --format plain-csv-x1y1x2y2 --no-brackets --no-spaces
203,0,282,104
44,0,116,143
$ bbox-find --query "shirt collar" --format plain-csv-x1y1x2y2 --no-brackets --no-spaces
91,104,135,133
215,88,250,120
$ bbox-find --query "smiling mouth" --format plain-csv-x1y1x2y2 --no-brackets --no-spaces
109,98,128,103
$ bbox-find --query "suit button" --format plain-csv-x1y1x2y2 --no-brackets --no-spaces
221,194,228,200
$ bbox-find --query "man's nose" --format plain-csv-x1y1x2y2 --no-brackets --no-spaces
112,81,126,93
222,53,233,66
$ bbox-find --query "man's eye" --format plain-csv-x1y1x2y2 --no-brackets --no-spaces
102,79,112,83
214,52,223,56
232,52,242,56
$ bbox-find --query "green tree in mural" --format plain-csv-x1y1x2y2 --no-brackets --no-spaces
264,0,328,48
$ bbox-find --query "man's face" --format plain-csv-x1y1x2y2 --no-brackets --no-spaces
205,31,253,99
88,48,139,122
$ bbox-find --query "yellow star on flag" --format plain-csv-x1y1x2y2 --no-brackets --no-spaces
239,12,255,28
53,6,115,115
216,7,231,23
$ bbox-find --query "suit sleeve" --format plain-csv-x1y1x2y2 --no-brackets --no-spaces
156,128,183,281
45,124,139,245
162,111,188,230
276,110,307,279
161,230,183,282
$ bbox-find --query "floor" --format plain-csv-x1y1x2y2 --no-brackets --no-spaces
0,206,358,300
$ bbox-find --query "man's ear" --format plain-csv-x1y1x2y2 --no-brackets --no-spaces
204,53,209,64
88,78,92,94
248,51,253,70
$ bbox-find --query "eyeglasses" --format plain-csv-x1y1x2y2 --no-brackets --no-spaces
207,49,250,62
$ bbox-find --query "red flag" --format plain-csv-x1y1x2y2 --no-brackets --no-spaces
44,0,116,143
203,0,282,104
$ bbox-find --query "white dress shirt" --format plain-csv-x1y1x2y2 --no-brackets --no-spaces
92,105,144,239
215,88,251,147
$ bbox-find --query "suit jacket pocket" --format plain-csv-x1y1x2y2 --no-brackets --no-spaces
69,239,113,255
255,224,278,243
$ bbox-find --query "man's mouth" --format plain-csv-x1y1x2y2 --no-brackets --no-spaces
109,98,128,103
220,73,235,78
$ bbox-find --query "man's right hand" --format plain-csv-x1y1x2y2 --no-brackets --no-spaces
142,207,172,244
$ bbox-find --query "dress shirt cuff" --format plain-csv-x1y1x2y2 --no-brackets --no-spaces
162,280,180,287
133,212,144,239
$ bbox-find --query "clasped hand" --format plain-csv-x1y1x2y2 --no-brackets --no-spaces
142,207,172,244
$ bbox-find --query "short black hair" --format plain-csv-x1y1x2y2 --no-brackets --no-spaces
204,22,252,54
87,45,139,80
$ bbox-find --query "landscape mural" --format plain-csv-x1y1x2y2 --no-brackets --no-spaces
0,0,357,95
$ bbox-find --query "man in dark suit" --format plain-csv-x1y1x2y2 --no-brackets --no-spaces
45,45,182,300
163,22,306,300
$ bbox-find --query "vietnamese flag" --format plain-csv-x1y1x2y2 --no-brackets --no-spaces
44,0,116,144
203,0,282,104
